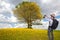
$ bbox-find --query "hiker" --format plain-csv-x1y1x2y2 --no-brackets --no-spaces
43,13,59,40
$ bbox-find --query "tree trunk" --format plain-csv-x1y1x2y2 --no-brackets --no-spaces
28,22,32,29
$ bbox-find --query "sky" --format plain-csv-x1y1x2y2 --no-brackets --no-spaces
0,0,60,30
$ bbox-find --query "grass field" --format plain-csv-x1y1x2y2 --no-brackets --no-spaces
0,28,60,40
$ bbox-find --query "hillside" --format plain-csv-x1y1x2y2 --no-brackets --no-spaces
0,28,60,40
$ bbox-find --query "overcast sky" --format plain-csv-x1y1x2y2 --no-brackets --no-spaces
0,0,60,30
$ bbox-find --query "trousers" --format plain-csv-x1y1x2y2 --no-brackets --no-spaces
48,26,54,40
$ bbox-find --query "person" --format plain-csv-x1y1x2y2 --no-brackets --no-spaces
43,13,57,40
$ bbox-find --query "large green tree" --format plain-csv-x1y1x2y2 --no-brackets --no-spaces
13,2,43,28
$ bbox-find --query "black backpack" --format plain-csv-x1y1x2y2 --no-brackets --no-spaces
51,19,59,29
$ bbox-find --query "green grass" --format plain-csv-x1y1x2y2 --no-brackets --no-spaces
0,28,60,40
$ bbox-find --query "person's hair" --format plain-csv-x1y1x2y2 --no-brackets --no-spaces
50,15,55,18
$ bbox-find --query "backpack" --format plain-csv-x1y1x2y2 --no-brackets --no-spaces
51,19,59,29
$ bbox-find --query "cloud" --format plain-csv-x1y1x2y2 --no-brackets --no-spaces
40,0,60,15
32,21,49,29
0,0,18,28
14,23,27,28
4,0,22,5
0,14,7,22
8,16,18,22
0,0,15,12
41,0,52,4
0,23,12,28
0,0,16,22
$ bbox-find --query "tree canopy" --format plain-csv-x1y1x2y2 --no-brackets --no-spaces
13,2,43,28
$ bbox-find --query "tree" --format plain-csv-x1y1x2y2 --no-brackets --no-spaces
13,2,43,29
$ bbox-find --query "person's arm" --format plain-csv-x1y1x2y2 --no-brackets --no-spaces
43,15,47,18
43,15,51,21
43,15,50,18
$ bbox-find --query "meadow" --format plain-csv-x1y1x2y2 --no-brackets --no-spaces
0,28,60,40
